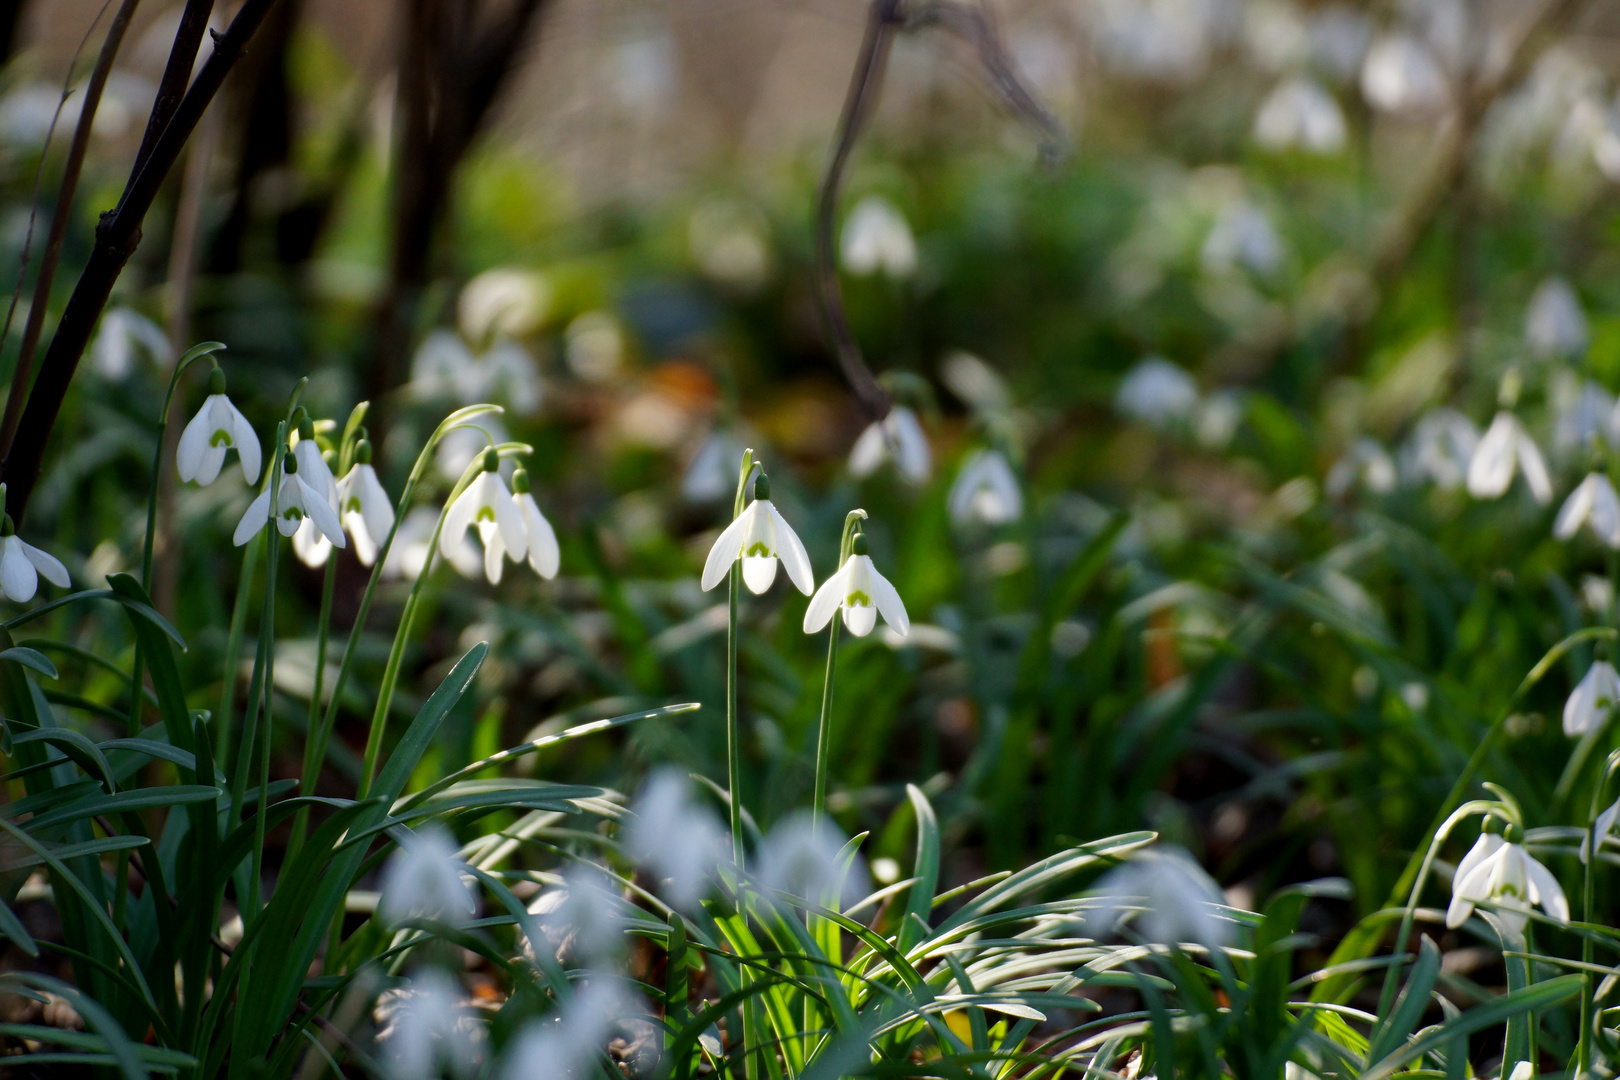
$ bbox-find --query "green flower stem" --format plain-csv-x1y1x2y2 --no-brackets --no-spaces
247,426,289,923
217,530,263,780
725,448,755,866
356,431,530,800
812,509,867,829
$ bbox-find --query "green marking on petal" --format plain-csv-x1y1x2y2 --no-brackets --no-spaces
476,507,496,524
846,590,871,607
210,429,234,448
745,542,772,557
282,508,305,522
345,497,362,514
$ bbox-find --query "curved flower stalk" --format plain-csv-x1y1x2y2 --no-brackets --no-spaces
1565,659,1620,736
0,511,68,603
176,364,261,486
232,448,345,549
1467,412,1551,503
849,405,931,484
1554,473,1620,548
804,531,908,638
441,447,527,584
701,472,813,596
949,448,1022,525
1446,821,1568,937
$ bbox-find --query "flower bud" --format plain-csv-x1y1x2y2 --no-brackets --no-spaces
512,467,531,495
208,366,226,395
1503,823,1524,845
1483,814,1504,836
298,415,316,442
851,532,868,556
355,439,372,465
754,473,770,500
283,450,298,474
482,447,500,473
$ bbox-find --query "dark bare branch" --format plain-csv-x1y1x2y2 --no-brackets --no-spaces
127,0,216,190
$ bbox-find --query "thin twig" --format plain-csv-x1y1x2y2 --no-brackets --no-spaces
126,0,216,194
0,0,114,362
0,0,142,464
0,0,285,523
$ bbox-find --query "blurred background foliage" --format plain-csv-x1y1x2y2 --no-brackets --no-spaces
7,0,1620,956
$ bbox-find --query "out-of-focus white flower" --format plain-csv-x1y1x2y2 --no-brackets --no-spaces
1467,413,1551,503
378,826,478,928
291,518,332,569
1309,6,1372,82
499,982,636,1080
682,431,745,503
804,533,908,638
940,351,1011,413
441,451,527,585
485,468,559,581
1326,438,1397,497
1555,474,1620,548
1527,276,1588,359
337,441,395,567
1195,390,1246,450
92,308,170,380
0,518,69,603
949,450,1022,525
1085,0,1236,82
1554,378,1614,454
626,769,730,910
1254,77,1347,153
1360,34,1448,112
1583,796,1620,863
458,268,549,342
1446,826,1568,937
700,475,813,595
1085,846,1231,947
1117,357,1200,427
177,368,261,486
841,196,916,278
689,200,772,293
412,329,541,414
0,80,140,144
383,507,481,581
534,865,626,963
1564,659,1620,736
233,455,347,549
1403,408,1479,489
380,969,480,1080
564,312,624,382
1243,1,1310,73
756,812,868,907
849,407,931,484
1201,201,1283,275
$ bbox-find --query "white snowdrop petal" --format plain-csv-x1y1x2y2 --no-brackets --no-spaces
803,568,846,634
176,406,212,482
194,443,229,487
233,489,273,546
0,540,36,602
229,403,261,483
768,504,814,595
1525,855,1569,922
701,510,752,591
490,481,528,564
520,495,560,579
18,541,68,589
866,560,909,636
891,407,932,484
1591,476,1620,546
849,422,886,477
482,522,505,584
1516,432,1552,504
1467,414,1518,499
1555,476,1597,540
358,466,395,546
440,486,479,560
842,603,878,636
292,517,332,568
741,555,777,594
301,477,346,547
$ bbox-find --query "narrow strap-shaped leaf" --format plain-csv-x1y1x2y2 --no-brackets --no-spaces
0,646,57,679
0,896,37,955
106,574,193,753
9,728,116,791
22,785,220,832
1361,973,1583,1080
2,587,186,647
899,785,940,953
1365,934,1441,1064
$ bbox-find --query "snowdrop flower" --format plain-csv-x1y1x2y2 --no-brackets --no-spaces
841,196,917,278
1467,413,1552,503
92,307,170,380
757,812,868,907
1446,823,1568,937
804,532,908,638
176,367,261,486
1360,34,1448,112
1402,408,1478,489
1564,659,1620,736
949,449,1023,526
1527,276,1588,359
1308,7,1373,82
1583,797,1620,863
533,865,627,963
291,414,338,510
700,472,813,595
337,439,395,567
458,268,549,343
1454,818,1505,889
383,507,480,581
482,468,558,582
291,518,332,569
379,969,480,1080
440,448,526,585
940,350,1011,414
412,329,541,414
1326,438,1398,498
1254,77,1347,153
1116,357,1200,427
0,516,69,603
233,451,347,549
849,406,931,484
1555,379,1614,454
1201,201,1283,276
378,826,478,928
626,769,729,910
682,430,745,503
1085,846,1231,947
1555,474,1620,548
499,982,636,1080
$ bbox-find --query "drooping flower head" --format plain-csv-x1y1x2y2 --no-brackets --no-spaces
949,449,1023,526
804,531,909,638
0,514,68,603
487,467,559,581
1527,276,1588,360
1555,473,1620,549
177,366,261,487
849,407,931,485
756,812,869,908
289,411,342,569
1467,412,1551,503
701,472,813,596
337,436,395,567
1085,846,1232,947
441,447,526,585
625,768,729,911
378,825,479,929
377,969,481,1080
1446,820,1568,937
233,448,346,550
1564,658,1620,736
840,196,916,278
